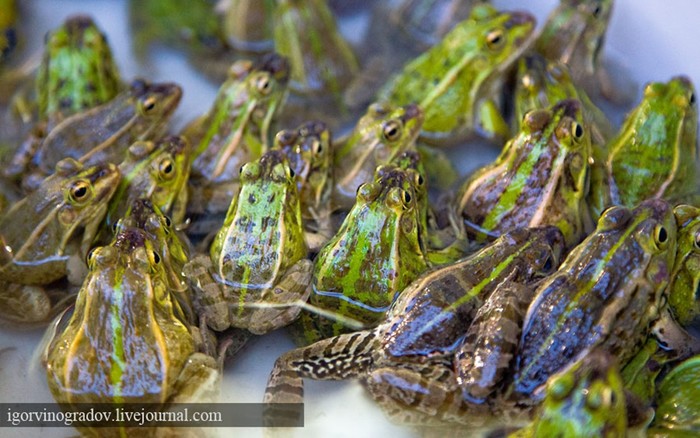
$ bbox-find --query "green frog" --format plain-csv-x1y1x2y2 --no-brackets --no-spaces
44,226,220,437
668,205,700,327
377,4,535,144
264,227,563,419
183,53,289,218
273,0,359,128
332,102,423,210
184,150,313,334
590,77,698,212
96,135,191,246
220,0,275,53
535,0,623,103
273,120,334,249
0,159,120,324
35,15,121,124
649,354,700,435
291,163,432,346
455,99,593,249
0,0,18,64
5,79,182,189
509,350,627,438
512,199,678,401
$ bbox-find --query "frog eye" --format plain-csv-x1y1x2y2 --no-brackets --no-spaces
382,120,403,142
586,388,604,410
655,225,669,246
542,254,554,273
694,231,700,250
112,221,120,234
158,158,175,180
401,190,412,208
275,130,296,146
86,247,98,267
255,74,272,95
151,250,161,265
571,121,584,142
288,167,296,178
415,173,424,187
164,215,172,228
592,5,602,17
140,96,158,114
68,180,92,204
312,139,323,155
485,29,505,51
690,93,696,105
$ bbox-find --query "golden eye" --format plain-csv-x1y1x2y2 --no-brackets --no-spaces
690,93,696,105
86,247,98,266
572,121,584,142
312,139,323,155
275,130,295,146
152,251,161,264
141,96,157,113
159,158,175,179
382,120,402,141
288,167,296,178
256,74,272,94
655,225,669,247
69,180,91,204
486,29,505,50
401,190,412,208
415,173,424,187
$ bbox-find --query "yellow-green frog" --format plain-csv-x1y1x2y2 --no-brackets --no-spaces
512,199,678,401
44,226,220,437
6,79,182,189
0,159,120,324
456,99,593,250
667,205,700,327
273,120,334,250
184,150,313,334
509,350,627,438
377,4,535,144
291,163,431,346
590,77,698,212
649,354,700,436
95,135,191,246
183,54,290,217
332,102,423,210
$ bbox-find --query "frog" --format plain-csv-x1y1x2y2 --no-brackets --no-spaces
332,102,423,210
183,53,289,220
263,227,563,422
272,0,360,129
44,226,220,437
590,77,698,213
95,135,191,247
649,354,700,435
0,159,120,324
218,0,275,53
273,120,334,250
35,15,122,124
376,4,536,145
511,199,679,401
4,79,182,190
509,350,627,438
184,150,313,335
667,205,700,327
455,99,593,250
0,0,18,64
535,0,629,104
290,162,432,346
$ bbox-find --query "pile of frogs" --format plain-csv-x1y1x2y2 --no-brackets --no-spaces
1,0,700,436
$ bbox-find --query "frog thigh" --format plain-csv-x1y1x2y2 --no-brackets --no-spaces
183,255,231,332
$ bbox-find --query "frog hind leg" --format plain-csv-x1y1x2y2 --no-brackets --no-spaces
183,255,231,332
363,361,490,426
264,329,379,404
246,259,314,335
477,99,510,142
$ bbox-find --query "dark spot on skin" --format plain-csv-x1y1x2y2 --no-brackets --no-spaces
248,194,256,204
268,193,275,203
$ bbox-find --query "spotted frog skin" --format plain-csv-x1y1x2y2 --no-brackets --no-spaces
184,150,313,335
456,99,593,249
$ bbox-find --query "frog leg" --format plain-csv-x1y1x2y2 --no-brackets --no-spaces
363,361,491,426
264,329,379,404
2,126,43,180
246,259,314,335
651,308,700,361
183,255,231,332
0,281,52,325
